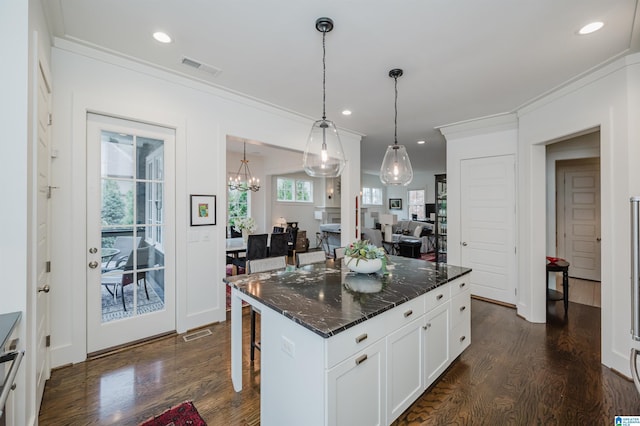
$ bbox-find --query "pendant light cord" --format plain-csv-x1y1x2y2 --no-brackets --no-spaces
394,74,398,146
322,29,327,121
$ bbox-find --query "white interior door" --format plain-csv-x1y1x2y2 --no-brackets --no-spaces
559,163,601,281
460,155,516,304
35,62,52,409
86,113,175,353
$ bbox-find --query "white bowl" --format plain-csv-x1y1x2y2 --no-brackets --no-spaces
344,255,382,274
343,273,384,293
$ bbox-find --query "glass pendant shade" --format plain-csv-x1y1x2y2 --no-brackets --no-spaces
303,119,346,178
380,144,413,186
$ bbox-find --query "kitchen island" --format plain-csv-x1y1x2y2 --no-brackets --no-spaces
224,255,472,425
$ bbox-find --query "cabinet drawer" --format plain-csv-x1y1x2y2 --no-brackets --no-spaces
425,283,450,312
450,321,471,359
449,276,470,297
325,310,391,369
325,296,424,369
450,290,470,330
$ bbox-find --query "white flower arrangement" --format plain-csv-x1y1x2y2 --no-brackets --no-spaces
233,217,257,234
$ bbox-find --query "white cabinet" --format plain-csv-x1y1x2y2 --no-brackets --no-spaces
387,318,424,420
327,338,387,426
423,301,450,388
450,289,471,359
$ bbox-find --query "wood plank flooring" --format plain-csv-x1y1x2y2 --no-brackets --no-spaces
39,299,640,425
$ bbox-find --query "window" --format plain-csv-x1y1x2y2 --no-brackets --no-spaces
408,189,425,220
228,187,249,229
277,177,313,203
362,187,383,205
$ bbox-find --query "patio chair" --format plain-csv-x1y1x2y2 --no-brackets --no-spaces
101,245,152,311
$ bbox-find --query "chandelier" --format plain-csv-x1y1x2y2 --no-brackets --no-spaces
302,17,346,178
380,68,413,186
228,142,260,192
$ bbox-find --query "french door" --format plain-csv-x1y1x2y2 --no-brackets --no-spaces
86,113,175,353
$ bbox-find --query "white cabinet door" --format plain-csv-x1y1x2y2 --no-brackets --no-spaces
423,302,450,388
327,338,387,426
387,317,424,422
450,290,471,359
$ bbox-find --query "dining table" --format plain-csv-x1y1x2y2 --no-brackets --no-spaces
225,237,247,258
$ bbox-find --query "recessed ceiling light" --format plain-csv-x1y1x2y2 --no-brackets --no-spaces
578,21,604,35
153,31,172,43
417,140,426,145
342,110,352,116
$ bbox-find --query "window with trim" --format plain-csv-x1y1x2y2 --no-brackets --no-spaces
362,187,383,205
408,189,425,219
277,177,313,202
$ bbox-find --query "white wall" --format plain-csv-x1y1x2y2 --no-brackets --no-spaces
518,54,637,375
49,39,361,367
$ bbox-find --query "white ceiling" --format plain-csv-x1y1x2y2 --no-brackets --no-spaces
43,0,640,174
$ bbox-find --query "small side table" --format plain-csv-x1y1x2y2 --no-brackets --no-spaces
547,260,570,313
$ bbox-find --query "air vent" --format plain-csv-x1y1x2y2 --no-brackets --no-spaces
181,56,222,77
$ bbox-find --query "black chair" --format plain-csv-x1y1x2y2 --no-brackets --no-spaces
232,234,268,269
286,225,299,256
229,226,242,238
272,226,285,234
269,232,289,257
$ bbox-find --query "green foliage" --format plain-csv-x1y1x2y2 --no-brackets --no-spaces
102,179,126,225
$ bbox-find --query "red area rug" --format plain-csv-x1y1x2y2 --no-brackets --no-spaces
139,401,206,426
421,252,436,262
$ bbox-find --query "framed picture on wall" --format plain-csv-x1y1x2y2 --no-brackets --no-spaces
190,194,216,226
389,198,402,210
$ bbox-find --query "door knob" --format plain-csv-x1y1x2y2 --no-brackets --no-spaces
89,247,98,254
462,242,468,246
38,284,50,293
88,261,99,269
596,237,601,242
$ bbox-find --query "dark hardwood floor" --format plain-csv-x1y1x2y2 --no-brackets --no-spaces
39,299,640,425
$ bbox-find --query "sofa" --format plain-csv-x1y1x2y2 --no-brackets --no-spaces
391,220,434,254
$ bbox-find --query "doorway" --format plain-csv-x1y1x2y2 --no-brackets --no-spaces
86,113,176,353
546,131,601,309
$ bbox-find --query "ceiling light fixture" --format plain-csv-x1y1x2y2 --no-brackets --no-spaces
380,68,413,186
579,21,604,35
417,140,426,145
342,110,352,116
228,141,260,192
302,17,346,178
153,31,172,43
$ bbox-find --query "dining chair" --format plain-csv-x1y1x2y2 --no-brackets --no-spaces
268,232,289,258
245,255,288,361
232,233,268,270
296,250,327,267
334,247,345,260
102,235,142,270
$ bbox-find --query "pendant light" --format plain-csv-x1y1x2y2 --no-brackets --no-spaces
228,141,260,192
380,68,413,186
302,17,346,178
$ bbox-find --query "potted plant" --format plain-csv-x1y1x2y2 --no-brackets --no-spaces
343,240,388,274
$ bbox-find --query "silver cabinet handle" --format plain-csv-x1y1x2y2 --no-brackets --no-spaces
38,284,50,293
460,306,466,312
423,323,431,330
460,336,466,342
404,310,413,318
462,242,468,246
355,333,368,344
460,282,466,288
355,354,368,365
88,261,99,269
436,294,443,300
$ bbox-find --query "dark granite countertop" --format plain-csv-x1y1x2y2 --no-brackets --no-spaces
224,256,471,338
0,311,21,350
